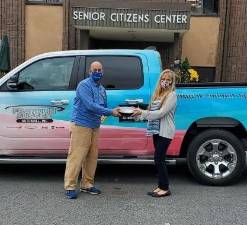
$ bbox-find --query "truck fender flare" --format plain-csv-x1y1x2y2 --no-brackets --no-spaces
195,117,242,128
180,117,247,157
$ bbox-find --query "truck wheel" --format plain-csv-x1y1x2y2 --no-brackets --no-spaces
187,129,246,185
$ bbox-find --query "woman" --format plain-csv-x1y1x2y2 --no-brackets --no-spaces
132,69,177,197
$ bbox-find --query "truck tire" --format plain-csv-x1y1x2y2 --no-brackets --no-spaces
187,129,246,185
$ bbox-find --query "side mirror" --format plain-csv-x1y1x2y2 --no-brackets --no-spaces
7,81,18,89
6,75,18,90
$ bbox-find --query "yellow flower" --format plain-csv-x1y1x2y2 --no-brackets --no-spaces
188,69,199,82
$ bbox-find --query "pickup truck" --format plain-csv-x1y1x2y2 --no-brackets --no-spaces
0,49,246,186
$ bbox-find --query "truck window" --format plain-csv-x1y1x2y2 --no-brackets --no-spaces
85,56,143,90
1,57,75,91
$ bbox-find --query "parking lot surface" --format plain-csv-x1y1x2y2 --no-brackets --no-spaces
0,164,247,225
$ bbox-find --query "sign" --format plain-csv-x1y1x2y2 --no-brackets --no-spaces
72,7,190,30
5,105,64,123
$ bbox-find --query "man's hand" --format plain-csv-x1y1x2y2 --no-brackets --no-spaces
112,107,121,117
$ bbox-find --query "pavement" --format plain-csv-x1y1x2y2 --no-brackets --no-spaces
0,164,247,225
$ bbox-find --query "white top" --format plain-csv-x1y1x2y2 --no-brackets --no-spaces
141,91,177,139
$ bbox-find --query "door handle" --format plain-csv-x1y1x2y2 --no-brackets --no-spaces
50,99,69,106
124,99,144,105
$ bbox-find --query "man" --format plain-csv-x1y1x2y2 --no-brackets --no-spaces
64,61,120,199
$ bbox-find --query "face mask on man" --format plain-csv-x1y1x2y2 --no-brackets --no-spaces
91,71,103,82
161,80,171,89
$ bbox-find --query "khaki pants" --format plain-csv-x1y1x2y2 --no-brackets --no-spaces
64,124,99,190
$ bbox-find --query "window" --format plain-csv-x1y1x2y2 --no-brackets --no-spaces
85,56,143,90
187,0,203,14
191,66,215,82
203,0,218,14
17,57,75,91
187,0,219,15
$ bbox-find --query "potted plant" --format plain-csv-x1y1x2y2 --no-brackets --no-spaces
173,57,199,83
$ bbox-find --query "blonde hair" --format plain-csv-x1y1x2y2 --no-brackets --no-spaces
150,69,176,107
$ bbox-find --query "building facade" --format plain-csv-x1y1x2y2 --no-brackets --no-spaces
0,0,246,82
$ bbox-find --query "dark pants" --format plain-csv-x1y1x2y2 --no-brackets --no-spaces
153,134,172,190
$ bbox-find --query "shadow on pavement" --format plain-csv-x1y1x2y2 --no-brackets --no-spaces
0,163,246,186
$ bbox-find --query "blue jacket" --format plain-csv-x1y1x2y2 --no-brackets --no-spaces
72,76,113,128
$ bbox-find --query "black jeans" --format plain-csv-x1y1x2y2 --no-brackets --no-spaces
153,134,172,190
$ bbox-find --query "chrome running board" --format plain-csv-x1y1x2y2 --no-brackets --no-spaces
0,157,178,165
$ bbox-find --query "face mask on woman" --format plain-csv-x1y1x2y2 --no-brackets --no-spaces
91,71,103,82
161,80,171,89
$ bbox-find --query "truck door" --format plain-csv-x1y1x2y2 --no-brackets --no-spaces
0,56,79,156
83,55,151,155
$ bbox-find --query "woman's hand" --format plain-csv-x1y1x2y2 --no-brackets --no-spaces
101,116,107,122
132,107,142,116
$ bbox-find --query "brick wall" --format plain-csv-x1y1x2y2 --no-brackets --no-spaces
0,0,25,69
216,0,247,82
